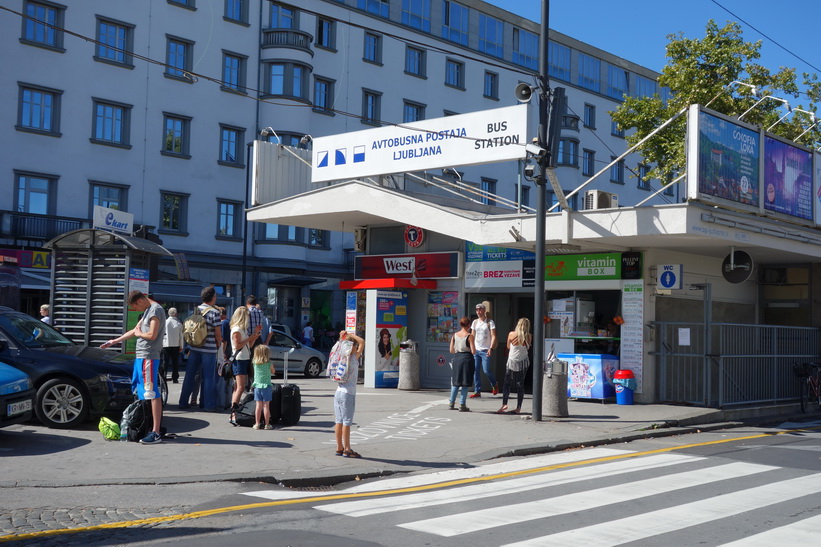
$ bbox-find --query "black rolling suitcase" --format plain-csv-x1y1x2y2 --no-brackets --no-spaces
269,383,282,425
280,383,301,426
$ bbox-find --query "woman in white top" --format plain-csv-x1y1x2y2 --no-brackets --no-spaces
229,306,261,425
498,317,532,415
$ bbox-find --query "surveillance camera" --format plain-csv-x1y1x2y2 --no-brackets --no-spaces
526,142,546,160
523,163,537,180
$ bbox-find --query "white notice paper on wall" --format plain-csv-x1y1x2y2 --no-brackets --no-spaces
679,328,691,346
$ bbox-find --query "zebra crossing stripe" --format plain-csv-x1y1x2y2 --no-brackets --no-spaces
243,447,632,501
317,453,700,517
719,513,821,545
399,462,777,537
501,472,821,547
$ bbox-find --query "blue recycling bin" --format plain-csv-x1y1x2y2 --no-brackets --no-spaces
613,370,636,405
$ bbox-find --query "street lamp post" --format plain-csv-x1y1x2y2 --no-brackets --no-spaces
531,0,550,422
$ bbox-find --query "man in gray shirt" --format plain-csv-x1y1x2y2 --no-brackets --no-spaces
101,290,166,444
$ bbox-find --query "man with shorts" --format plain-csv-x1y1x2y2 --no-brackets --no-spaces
101,290,166,444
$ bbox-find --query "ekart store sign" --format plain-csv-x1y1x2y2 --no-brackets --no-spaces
464,244,641,289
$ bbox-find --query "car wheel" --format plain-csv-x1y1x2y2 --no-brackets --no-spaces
304,358,323,378
35,377,89,429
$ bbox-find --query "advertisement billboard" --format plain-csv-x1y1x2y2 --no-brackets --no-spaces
687,105,760,214
763,134,813,223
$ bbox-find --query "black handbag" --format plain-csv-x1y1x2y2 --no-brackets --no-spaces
219,347,243,379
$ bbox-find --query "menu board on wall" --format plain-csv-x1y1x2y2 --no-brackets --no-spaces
427,291,459,342
620,280,644,392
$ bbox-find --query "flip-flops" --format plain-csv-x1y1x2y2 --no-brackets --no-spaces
343,449,362,458
335,450,344,456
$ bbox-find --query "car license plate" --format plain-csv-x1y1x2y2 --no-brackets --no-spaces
8,399,32,416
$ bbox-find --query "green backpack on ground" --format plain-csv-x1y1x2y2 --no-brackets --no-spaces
98,417,121,440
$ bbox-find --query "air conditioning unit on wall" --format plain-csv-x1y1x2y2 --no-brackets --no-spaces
584,190,619,210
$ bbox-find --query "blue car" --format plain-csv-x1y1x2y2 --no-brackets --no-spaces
0,362,35,428
0,308,134,429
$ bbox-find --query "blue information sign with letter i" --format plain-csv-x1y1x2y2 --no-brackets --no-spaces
658,264,682,290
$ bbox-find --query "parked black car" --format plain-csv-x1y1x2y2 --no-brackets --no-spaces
0,307,134,428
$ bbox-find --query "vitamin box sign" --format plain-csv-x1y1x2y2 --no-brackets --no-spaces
544,253,623,281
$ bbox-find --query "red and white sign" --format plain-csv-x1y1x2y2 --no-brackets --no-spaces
404,225,424,248
355,252,461,280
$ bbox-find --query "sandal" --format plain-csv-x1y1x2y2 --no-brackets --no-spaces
496,406,508,414
343,449,362,458
507,409,521,415
335,450,344,456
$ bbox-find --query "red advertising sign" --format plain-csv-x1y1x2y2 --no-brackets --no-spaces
355,252,460,280
404,225,424,248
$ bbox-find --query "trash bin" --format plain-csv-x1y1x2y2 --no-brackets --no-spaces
542,355,569,418
398,340,420,390
613,369,636,405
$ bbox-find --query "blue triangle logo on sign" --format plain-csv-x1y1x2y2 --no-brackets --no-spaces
335,149,347,165
317,151,329,168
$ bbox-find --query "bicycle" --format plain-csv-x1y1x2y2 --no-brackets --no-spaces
792,362,821,413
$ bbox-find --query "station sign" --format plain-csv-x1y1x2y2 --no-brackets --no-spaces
311,105,528,182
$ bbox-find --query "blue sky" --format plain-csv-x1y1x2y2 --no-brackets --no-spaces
486,0,821,78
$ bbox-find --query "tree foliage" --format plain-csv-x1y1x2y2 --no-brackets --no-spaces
611,21,821,183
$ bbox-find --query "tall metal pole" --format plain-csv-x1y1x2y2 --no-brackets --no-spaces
531,0,549,421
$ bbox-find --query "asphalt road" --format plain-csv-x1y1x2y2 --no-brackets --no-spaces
4,421,820,546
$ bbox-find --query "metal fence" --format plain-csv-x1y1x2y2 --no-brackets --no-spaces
652,322,819,407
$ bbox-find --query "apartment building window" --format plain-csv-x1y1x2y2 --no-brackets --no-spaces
402,0,431,32
15,171,55,215
160,192,188,233
478,14,503,58
169,0,195,8
445,59,465,89
17,83,61,135
270,3,295,28
362,89,382,125
316,18,335,50
635,75,657,98
222,51,247,93
217,200,242,238
95,17,134,66
358,0,389,18
405,46,426,77
548,42,570,81
264,224,299,242
22,0,65,50
582,149,595,177
548,191,577,212
364,32,382,64
512,28,538,70
609,156,624,184
518,184,530,208
219,124,244,166
557,139,579,167
308,228,328,247
313,77,335,114
481,178,497,206
583,104,596,128
638,164,651,190
607,65,629,100
403,100,425,123
92,99,131,147
162,113,191,157
484,71,499,100
224,0,248,23
90,182,128,214
441,0,468,45
166,36,194,80
611,118,625,138
577,53,600,93
266,62,309,99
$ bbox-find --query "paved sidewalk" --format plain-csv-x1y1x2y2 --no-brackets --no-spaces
0,377,803,488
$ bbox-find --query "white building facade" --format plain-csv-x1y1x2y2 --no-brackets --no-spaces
1,0,668,334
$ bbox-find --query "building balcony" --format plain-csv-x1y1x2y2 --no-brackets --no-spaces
0,211,89,247
261,28,314,58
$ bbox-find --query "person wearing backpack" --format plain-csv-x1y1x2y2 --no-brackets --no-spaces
101,290,166,444
178,286,223,412
332,330,365,458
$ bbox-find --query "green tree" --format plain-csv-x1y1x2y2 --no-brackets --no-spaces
611,20,821,183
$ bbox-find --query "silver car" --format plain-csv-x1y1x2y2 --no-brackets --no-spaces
267,331,326,378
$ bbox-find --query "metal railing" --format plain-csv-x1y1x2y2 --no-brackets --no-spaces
261,29,313,55
0,211,89,244
652,321,819,407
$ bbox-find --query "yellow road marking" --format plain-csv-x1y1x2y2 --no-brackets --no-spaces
3,424,820,542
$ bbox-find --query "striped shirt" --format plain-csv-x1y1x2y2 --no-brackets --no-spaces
189,304,221,353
